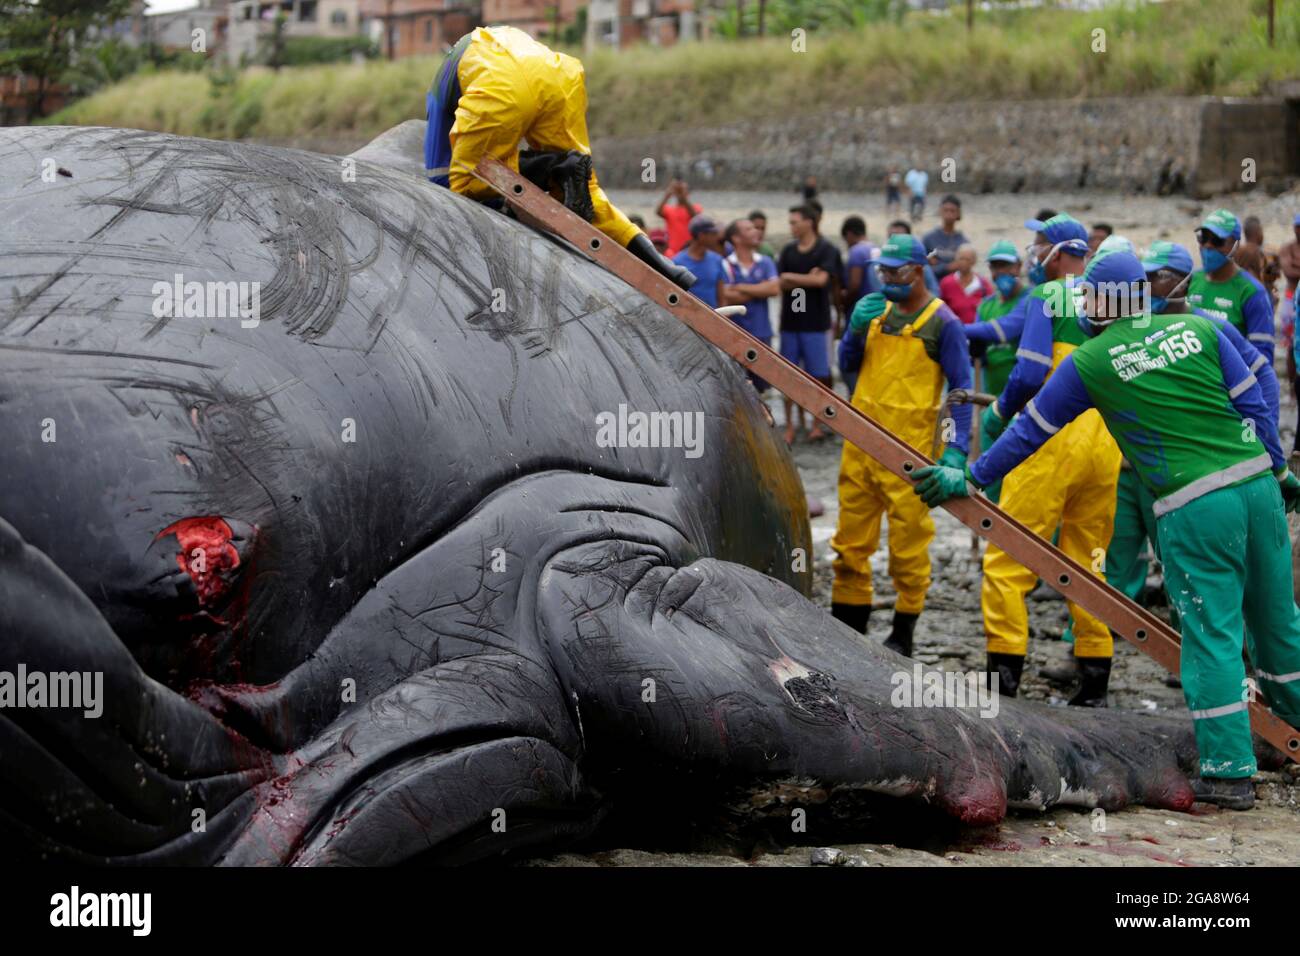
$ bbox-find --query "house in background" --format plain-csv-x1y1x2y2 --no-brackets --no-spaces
586,0,696,49
144,0,229,53
224,0,363,64
481,0,580,38
357,2,481,59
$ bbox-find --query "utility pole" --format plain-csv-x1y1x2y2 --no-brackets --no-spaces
386,0,395,60
757,0,765,37
966,0,973,33
736,0,743,38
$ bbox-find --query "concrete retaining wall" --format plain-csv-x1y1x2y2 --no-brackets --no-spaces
592,95,1298,199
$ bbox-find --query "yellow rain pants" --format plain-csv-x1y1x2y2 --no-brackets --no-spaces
981,342,1123,659
449,26,639,247
832,300,946,614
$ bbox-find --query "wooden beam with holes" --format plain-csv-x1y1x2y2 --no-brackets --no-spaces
471,155,1300,764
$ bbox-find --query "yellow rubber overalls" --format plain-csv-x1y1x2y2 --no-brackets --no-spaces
980,338,1123,659
832,299,946,614
448,26,639,247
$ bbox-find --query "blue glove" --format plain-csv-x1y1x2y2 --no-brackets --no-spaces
938,447,967,471
913,463,974,507
850,292,887,333
980,402,1007,452
1278,469,1300,514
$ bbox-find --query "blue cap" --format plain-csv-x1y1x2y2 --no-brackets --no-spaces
1079,250,1147,290
1024,213,1090,257
688,214,718,237
1140,240,1195,276
877,233,929,268
1293,213,1300,227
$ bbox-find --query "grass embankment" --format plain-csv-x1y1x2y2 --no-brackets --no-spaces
48,0,1300,143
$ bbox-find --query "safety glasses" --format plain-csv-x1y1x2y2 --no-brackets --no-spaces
878,264,917,282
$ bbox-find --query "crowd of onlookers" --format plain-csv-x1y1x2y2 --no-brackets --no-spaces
635,174,1300,445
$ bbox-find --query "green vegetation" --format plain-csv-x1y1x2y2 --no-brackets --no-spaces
0,0,132,116
48,0,1300,142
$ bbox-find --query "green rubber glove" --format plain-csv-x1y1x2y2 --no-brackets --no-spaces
938,447,967,471
1277,469,1300,514
980,402,1007,451
850,292,888,333
913,463,974,507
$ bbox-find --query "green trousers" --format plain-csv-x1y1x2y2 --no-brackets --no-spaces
1106,467,1158,604
1157,473,1300,778
1064,466,1179,646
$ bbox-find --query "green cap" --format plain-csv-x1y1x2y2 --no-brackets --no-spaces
986,239,1020,263
1095,234,1134,257
1200,208,1241,241
1140,240,1194,274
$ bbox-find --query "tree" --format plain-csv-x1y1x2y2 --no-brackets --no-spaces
264,12,288,71
0,0,132,118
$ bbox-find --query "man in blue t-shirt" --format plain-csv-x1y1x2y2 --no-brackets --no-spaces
722,217,782,392
904,167,928,222
841,215,878,315
672,215,728,309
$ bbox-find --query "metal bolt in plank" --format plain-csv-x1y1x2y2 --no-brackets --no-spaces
473,156,1300,764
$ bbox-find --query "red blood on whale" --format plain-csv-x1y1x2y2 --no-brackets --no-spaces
158,516,239,606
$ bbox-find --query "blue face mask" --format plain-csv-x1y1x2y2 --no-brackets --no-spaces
882,282,912,302
1026,240,1063,286
1200,246,1231,272
1149,296,1168,315
993,273,1019,298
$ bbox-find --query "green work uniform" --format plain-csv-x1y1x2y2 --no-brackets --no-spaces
1070,311,1300,778
974,288,1029,399
1187,270,1259,333
971,287,1030,503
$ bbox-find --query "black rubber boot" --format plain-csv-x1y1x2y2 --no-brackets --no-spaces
1068,656,1112,707
1191,776,1255,810
986,652,1024,698
883,611,919,657
627,232,696,290
831,602,871,635
552,151,594,222
518,149,594,222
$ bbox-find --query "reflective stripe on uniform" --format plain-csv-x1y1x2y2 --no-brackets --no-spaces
990,321,1006,344
1257,669,1300,684
1190,700,1249,720
1025,400,1060,435
1250,354,1267,373
1249,333,1275,344
1016,348,1052,366
1227,372,1258,399
1151,453,1271,517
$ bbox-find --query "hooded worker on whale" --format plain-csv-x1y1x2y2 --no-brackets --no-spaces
424,25,695,290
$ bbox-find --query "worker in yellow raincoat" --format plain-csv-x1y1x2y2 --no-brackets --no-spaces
831,234,973,656
424,25,694,289
976,214,1122,704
